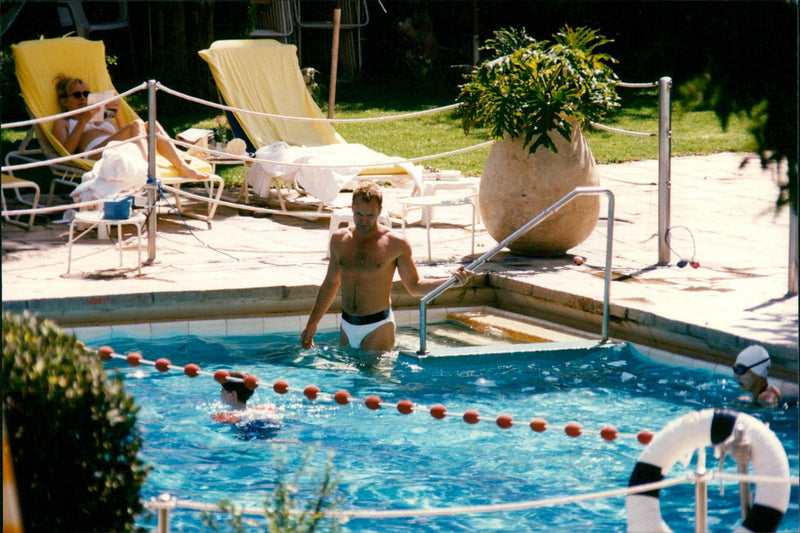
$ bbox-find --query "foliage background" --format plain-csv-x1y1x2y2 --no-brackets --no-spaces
2,311,147,532
1,1,795,205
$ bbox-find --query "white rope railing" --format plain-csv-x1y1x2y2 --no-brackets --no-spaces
144,470,799,523
1,134,148,173
587,80,659,136
168,133,495,169
1,77,663,243
617,81,659,89
156,82,460,124
159,184,334,219
145,476,696,520
1,199,104,217
589,121,656,137
1,83,147,130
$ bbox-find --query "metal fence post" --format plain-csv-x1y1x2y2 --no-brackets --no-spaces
658,76,672,265
695,446,708,533
153,493,176,533
789,204,798,295
147,79,157,262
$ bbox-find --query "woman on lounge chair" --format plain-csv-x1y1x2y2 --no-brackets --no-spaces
52,73,208,181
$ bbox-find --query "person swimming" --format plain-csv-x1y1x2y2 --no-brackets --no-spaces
733,345,781,407
212,370,280,425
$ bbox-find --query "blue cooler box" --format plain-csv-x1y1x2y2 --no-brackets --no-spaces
103,196,132,220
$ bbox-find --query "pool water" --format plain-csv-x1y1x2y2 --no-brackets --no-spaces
83,324,799,532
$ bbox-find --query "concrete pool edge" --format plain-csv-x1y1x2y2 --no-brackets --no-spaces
3,276,797,381
62,304,798,400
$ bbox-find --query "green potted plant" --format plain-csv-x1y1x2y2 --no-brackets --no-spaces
458,26,620,256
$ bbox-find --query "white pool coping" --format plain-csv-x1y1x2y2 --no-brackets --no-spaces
69,305,798,398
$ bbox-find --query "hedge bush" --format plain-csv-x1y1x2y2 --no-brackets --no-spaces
2,311,147,532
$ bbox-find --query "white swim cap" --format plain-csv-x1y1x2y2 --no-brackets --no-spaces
734,345,770,378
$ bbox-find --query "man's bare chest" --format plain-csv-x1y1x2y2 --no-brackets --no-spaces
339,246,390,273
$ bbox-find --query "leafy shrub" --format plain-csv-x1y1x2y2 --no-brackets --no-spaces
203,447,342,533
457,26,621,154
2,311,147,532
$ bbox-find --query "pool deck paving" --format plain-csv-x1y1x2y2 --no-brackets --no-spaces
2,151,797,380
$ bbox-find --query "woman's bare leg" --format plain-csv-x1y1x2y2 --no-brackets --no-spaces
100,119,209,180
97,119,148,160
150,122,209,180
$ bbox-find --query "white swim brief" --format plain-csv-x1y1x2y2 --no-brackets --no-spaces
340,308,395,349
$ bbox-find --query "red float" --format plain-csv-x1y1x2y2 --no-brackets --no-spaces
99,347,658,446
565,421,582,437
463,410,480,424
334,390,350,405
303,385,320,400
530,418,548,432
184,363,200,377
397,400,414,415
243,375,259,390
496,414,513,429
573,255,585,265
365,396,382,410
600,425,618,441
430,404,447,419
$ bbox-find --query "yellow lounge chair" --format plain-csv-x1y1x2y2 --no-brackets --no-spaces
198,39,419,212
10,36,224,224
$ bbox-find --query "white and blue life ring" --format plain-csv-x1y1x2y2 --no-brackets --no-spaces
626,408,790,532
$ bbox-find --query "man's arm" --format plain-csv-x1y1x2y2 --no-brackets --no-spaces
395,239,472,297
301,249,342,348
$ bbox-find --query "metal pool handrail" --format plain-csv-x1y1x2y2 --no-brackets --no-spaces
415,187,615,354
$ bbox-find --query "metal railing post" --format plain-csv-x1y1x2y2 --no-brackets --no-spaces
416,188,615,354
789,204,798,295
157,507,170,533
733,425,753,520
153,493,176,533
147,80,158,262
695,446,708,533
658,76,672,265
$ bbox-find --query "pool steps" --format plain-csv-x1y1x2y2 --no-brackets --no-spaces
398,339,606,364
446,309,593,344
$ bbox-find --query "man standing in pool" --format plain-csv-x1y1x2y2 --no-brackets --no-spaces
301,181,473,353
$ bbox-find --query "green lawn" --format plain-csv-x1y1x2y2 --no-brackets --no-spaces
331,84,756,176
1,78,756,187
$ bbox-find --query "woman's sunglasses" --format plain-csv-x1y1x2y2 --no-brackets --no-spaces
62,91,91,99
732,357,769,376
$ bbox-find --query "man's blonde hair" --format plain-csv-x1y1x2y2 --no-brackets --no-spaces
352,181,382,208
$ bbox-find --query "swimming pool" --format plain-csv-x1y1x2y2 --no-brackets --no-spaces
80,322,799,532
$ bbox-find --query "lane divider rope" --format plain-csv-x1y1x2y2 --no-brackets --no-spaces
94,343,655,445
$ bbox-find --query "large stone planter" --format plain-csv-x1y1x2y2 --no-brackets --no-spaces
479,126,600,256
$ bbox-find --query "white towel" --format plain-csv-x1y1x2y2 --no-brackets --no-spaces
247,142,422,204
71,141,147,203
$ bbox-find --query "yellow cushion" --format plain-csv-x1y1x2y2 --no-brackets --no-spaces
199,39,344,148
